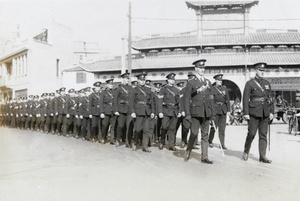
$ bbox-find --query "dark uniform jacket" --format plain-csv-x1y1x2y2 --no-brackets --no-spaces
32,100,39,115
89,92,101,116
80,96,90,118
184,77,215,118
157,84,180,116
179,87,186,114
152,91,160,115
129,85,154,116
46,98,55,116
100,89,114,115
25,100,33,116
66,96,77,116
113,84,133,114
74,96,81,116
211,85,230,115
243,76,274,118
40,99,48,117
55,96,67,115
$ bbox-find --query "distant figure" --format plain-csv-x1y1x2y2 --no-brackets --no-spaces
230,97,243,125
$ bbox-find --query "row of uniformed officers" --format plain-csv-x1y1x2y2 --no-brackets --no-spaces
2,59,275,164
0,59,233,164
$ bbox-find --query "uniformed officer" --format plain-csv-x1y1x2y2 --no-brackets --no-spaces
183,59,215,164
75,89,86,139
80,87,92,140
145,80,151,88
89,82,102,142
45,92,55,133
131,80,138,88
129,73,155,152
55,87,67,135
242,62,274,163
25,95,33,130
208,74,231,149
175,81,189,148
65,89,77,137
20,97,27,129
158,73,181,151
152,82,163,143
72,90,80,137
114,72,134,147
100,79,117,145
39,93,48,132
15,97,21,129
30,95,39,131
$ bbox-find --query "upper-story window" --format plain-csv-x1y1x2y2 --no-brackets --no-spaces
76,72,86,83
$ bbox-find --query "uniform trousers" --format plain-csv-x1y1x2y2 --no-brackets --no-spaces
45,115,53,133
65,115,76,136
35,116,41,131
75,116,82,137
31,115,37,130
91,115,101,140
25,116,31,130
160,115,178,148
81,117,91,139
176,116,190,144
132,115,155,149
51,115,58,133
244,116,269,157
187,117,210,159
116,113,133,145
10,114,16,128
40,115,47,131
57,114,67,134
208,114,227,146
101,115,116,141
155,117,162,142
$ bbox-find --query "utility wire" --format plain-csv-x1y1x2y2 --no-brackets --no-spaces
133,17,300,22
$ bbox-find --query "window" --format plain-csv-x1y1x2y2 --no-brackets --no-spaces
76,72,86,83
5,61,12,75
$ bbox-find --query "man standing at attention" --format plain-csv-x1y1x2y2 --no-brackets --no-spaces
242,62,274,163
183,59,215,164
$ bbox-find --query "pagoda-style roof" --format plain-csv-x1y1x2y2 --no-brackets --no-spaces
186,0,259,9
75,52,300,73
132,33,300,51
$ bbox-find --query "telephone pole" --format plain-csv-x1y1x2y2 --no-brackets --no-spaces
128,2,132,81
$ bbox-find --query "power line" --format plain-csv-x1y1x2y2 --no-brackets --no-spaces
133,17,300,22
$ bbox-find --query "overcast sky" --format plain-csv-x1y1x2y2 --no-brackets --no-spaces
1,0,300,56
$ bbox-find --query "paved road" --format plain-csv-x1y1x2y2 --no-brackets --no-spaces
1,120,300,201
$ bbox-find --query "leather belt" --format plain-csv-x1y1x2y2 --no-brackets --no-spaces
163,102,178,107
251,97,265,102
136,101,148,105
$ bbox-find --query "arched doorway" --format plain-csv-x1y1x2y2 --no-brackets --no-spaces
223,80,241,101
213,80,242,101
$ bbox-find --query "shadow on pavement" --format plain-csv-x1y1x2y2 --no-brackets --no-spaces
172,149,202,162
223,149,254,161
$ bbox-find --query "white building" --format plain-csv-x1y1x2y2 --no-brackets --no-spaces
0,21,74,99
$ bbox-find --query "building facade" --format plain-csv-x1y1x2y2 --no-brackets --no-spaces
63,0,300,105
0,21,73,99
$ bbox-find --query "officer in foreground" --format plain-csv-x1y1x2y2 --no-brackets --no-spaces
242,62,274,163
183,59,215,164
